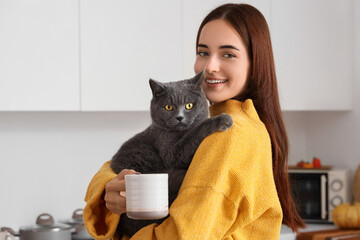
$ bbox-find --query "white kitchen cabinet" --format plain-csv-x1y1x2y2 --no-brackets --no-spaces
80,0,183,111
182,0,271,78
0,0,79,111
0,1,353,112
271,0,352,111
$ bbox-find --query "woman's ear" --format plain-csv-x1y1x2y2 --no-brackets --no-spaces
149,79,166,97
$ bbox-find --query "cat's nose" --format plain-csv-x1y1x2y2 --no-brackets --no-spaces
176,116,184,122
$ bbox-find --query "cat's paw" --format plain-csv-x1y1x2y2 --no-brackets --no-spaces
216,113,233,131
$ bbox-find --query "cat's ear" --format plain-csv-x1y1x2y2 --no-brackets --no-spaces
190,70,204,89
149,79,166,97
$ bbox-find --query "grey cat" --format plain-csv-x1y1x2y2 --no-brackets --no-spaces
110,71,233,237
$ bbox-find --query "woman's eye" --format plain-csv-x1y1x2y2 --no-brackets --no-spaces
185,103,193,110
224,53,236,58
197,51,208,57
165,105,173,111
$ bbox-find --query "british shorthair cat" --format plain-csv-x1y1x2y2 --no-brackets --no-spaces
110,71,233,237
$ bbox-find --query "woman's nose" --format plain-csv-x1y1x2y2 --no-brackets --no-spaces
204,56,220,73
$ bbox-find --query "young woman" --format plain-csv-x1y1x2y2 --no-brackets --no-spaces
84,3,305,239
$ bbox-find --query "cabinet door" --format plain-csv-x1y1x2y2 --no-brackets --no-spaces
80,0,182,111
0,0,79,111
271,0,352,111
182,0,271,79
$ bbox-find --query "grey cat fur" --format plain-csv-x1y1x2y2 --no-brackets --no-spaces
110,71,233,237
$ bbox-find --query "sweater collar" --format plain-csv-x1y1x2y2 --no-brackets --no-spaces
209,99,261,121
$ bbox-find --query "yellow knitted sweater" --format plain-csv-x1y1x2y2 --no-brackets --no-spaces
84,99,282,240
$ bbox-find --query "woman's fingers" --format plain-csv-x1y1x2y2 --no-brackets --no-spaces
105,178,126,192
105,193,126,214
104,169,139,214
116,169,138,180
105,169,137,192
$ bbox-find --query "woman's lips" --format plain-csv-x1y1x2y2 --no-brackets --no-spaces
204,77,228,88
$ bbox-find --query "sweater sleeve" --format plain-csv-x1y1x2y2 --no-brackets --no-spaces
83,161,121,240
130,118,282,239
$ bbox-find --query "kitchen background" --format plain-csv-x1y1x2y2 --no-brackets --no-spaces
0,0,359,231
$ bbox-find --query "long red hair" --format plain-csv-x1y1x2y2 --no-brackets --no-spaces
196,3,305,232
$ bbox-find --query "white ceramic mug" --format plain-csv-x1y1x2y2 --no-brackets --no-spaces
125,173,168,220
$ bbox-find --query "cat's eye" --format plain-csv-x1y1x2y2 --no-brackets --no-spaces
185,103,193,110
165,105,173,111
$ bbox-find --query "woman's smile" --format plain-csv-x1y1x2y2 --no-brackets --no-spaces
205,77,229,88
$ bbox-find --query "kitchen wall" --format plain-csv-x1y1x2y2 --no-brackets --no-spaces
0,111,151,229
303,0,360,170
285,0,360,172
0,0,359,231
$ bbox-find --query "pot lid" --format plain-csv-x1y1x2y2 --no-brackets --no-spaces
20,213,72,233
60,208,84,225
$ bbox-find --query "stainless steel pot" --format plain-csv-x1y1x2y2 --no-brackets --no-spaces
59,209,92,240
0,228,15,240
19,213,73,240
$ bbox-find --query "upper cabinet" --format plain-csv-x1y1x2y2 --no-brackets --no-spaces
0,0,79,111
80,0,182,111
271,0,353,111
0,0,353,111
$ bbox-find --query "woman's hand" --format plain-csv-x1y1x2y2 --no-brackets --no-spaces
104,169,138,214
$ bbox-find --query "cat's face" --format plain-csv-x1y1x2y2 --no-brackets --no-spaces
150,72,209,131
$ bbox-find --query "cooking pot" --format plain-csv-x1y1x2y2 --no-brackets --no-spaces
59,209,92,240
2,213,74,240
19,213,73,240
0,228,15,240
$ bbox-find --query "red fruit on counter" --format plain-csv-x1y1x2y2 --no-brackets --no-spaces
312,157,322,168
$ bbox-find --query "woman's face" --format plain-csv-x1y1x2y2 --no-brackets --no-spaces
194,19,250,104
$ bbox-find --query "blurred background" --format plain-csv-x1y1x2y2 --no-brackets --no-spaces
0,0,358,233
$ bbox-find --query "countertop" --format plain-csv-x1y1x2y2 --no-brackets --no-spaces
2,223,337,240
280,223,338,240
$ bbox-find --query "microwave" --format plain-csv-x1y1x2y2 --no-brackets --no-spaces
289,169,351,223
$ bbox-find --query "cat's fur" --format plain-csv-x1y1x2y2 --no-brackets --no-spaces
110,72,233,237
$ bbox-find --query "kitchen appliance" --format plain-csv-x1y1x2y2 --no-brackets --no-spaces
289,168,351,223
